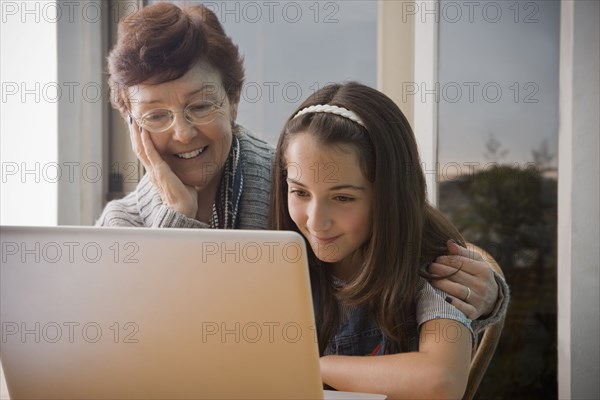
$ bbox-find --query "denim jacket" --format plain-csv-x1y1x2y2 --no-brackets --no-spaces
313,276,472,356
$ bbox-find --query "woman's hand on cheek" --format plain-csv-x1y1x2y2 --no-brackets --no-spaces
129,122,198,218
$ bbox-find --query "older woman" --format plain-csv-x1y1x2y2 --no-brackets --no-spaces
97,2,507,324
99,3,271,230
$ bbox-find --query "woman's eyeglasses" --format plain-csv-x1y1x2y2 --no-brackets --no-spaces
129,98,226,133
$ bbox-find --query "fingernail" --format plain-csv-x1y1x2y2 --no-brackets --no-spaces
445,296,453,304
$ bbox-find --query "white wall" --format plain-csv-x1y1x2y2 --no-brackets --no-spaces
412,5,438,205
1,0,58,226
558,0,600,398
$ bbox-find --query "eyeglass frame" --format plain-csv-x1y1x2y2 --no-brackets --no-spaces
127,96,227,134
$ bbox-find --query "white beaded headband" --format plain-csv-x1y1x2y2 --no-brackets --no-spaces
292,104,365,128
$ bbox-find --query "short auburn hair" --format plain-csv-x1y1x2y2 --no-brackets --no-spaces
107,2,245,115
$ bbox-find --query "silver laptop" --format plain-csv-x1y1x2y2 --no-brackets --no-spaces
0,225,324,399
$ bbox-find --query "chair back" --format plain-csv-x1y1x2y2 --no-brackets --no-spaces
463,244,506,400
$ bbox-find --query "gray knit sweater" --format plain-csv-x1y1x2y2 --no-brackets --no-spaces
96,127,274,229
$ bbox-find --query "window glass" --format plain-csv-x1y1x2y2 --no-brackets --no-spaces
437,1,559,397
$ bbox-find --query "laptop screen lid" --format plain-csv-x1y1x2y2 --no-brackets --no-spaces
1,225,323,399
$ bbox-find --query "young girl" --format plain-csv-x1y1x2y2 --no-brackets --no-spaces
270,82,473,398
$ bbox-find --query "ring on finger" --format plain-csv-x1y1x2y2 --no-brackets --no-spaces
463,286,472,302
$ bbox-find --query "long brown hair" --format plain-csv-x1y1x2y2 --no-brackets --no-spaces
269,82,465,354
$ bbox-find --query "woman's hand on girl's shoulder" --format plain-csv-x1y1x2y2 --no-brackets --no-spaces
428,240,499,320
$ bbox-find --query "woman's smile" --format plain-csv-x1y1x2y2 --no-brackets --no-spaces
174,146,208,160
